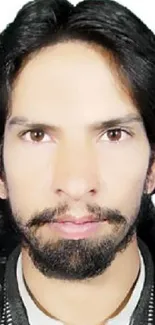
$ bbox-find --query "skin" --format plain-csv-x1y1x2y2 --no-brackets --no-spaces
0,41,155,325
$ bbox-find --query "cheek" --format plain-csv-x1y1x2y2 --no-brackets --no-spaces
3,142,57,216
97,141,150,214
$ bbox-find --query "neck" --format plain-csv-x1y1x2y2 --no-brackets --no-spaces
22,236,140,325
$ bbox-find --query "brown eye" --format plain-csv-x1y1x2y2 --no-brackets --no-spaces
100,128,130,142
107,129,122,141
21,129,51,143
30,130,45,142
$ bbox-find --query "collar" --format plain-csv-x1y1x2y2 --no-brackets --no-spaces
17,254,62,325
107,251,145,325
16,250,145,325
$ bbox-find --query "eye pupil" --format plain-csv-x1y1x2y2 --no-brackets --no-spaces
107,129,121,141
31,130,44,141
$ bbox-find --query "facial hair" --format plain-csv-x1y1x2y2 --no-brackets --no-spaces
4,199,142,281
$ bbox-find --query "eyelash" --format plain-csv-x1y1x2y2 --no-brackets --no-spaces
99,127,133,142
18,127,133,143
19,129,51,143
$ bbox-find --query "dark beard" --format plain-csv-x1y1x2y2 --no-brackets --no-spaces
26,224,136,281
5,200,141,281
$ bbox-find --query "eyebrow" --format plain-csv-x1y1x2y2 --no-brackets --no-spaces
89,114,143,131
7,114,142,131
7,116,59,132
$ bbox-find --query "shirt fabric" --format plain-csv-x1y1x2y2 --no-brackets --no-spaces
16,251,145,325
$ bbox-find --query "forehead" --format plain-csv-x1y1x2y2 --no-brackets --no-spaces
11,41,137,124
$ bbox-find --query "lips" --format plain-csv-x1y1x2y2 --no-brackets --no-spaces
53,214,102,224
48,215,106,240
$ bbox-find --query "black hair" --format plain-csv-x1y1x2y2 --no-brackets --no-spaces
0,0,155,256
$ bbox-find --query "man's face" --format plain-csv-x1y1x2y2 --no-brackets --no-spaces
2,41,153,280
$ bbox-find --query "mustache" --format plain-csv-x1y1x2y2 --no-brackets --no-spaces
26,204,126,229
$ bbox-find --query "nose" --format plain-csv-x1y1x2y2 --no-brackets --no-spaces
52,142,100,201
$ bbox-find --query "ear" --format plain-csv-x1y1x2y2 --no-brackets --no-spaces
145,159,155,194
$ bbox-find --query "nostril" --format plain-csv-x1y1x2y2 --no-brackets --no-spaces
56,189,63,195
90,189,97,195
